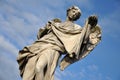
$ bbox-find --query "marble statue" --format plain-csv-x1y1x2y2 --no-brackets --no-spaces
17,6,101,80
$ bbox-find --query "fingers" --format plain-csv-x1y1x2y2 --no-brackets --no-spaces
88,15,98,27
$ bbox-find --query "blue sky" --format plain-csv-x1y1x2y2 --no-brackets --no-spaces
0,0,120,80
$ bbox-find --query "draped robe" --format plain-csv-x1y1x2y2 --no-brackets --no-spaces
17,19,101,80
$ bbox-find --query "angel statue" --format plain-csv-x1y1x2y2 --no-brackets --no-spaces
17,6,101,80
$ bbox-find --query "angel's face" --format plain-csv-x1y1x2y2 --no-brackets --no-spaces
67,6,81,21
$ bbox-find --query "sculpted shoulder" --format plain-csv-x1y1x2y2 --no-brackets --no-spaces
74,24,82,29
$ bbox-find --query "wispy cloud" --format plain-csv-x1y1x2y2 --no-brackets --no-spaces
100,7,120,38
0,35,20,80
0,1,41,80
0,35,18,56
87,64,98,71
0,2,42,48
55,64,112,80
79,64,112,80
0,52,21,80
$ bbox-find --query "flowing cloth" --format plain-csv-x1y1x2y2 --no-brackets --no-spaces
17,30,65,80
59,20,101,70
17,20,101,80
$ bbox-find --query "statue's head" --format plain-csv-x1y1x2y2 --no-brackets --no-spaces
67,6,81,21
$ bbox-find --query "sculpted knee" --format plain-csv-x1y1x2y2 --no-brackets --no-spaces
35,62,44,73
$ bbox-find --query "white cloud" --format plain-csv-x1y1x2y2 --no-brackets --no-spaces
0,35,18,56
87,64,98,71
0,31,20,80
0,6,41,48
0,51,21,80
100,7,120,38
78,64,112,80
54,64,112,80
55,67,81,80
22,12,39,24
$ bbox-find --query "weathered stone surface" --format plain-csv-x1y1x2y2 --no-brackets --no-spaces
17,6,101,80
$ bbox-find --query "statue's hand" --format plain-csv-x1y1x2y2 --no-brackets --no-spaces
88,15,98,28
